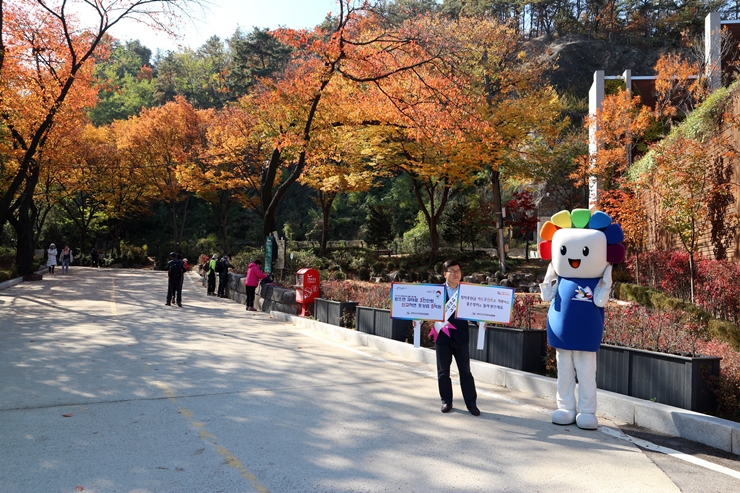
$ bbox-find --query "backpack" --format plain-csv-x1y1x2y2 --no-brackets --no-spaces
215,258,225,273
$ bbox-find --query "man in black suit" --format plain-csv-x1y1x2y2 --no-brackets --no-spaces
435,260,480,416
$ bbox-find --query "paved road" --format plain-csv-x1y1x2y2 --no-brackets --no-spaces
0,268,738,492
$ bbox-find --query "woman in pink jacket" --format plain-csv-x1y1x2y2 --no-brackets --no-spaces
245,259,267,311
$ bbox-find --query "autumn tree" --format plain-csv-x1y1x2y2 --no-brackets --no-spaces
83,122,155,253
298,125,376,255
117,96,205,250
640,135,738,303
574,88,653,195
179,106,243,253
222,1,462,240
505,190,537,259
653,52,709,129
0,0,204,274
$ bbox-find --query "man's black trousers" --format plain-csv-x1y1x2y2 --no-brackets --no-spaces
167,276,182,304
217,273,229,297
436,339,477,409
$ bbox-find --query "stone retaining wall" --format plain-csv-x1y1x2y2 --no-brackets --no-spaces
198,271,298,314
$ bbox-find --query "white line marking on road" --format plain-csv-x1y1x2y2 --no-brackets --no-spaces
599,426,740,480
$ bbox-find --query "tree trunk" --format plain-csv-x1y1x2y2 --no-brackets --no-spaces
9,167,41,275
212,190,233,255
170,193,190,251
317,191,336,257
406,173,450,264
689,250,695,304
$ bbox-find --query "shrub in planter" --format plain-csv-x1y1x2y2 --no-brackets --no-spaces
355,305,411,341
314,298,358,327
602,303,722,413
700,339,740,420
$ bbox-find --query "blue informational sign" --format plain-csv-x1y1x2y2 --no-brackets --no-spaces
390,283,445,321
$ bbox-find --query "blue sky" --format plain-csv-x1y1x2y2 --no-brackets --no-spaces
109,0,339,52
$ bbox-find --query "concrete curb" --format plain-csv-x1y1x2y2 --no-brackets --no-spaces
0,276,23,291
0,268,46,291
271,311,740,456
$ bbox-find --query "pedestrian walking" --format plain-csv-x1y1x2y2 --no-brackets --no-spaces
90,248,98,267
206,254,218,296
47,243,58,274
245,259,267,311
59,245,73,274
165,252,185,307
216,253,234,298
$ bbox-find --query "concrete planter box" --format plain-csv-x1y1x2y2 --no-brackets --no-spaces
355,306,411,341
597,344,721,413
468,324,547,374
314,298,358,327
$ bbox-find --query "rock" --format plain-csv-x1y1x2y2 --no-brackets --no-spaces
499,278,512,287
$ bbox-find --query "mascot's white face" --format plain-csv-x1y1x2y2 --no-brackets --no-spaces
551,228,608,279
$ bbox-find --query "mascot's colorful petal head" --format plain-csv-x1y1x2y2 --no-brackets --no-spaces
538,209,625,269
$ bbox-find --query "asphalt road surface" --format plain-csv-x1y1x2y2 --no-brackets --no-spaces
1,268,739,493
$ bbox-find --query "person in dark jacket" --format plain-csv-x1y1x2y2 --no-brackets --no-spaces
165,252,185,307
172,253,188,305
433,260,480,416
217,254,233,298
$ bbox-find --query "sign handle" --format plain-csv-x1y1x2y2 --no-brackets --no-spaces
413,320,422,348
477,321,486,350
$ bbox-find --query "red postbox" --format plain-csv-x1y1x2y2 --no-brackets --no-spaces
295,268,320,316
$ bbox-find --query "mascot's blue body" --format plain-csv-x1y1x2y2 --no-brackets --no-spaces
547,277,605,352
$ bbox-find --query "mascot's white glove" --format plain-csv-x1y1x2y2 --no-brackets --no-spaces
593,264,613,308
539,263,558,302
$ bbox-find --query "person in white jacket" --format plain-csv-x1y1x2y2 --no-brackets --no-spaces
47,243,58,274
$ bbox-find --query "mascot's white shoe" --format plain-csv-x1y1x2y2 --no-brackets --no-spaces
576,413,599,430
551,409,577,425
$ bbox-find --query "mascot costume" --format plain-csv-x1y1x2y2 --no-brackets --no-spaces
538,209,625,430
